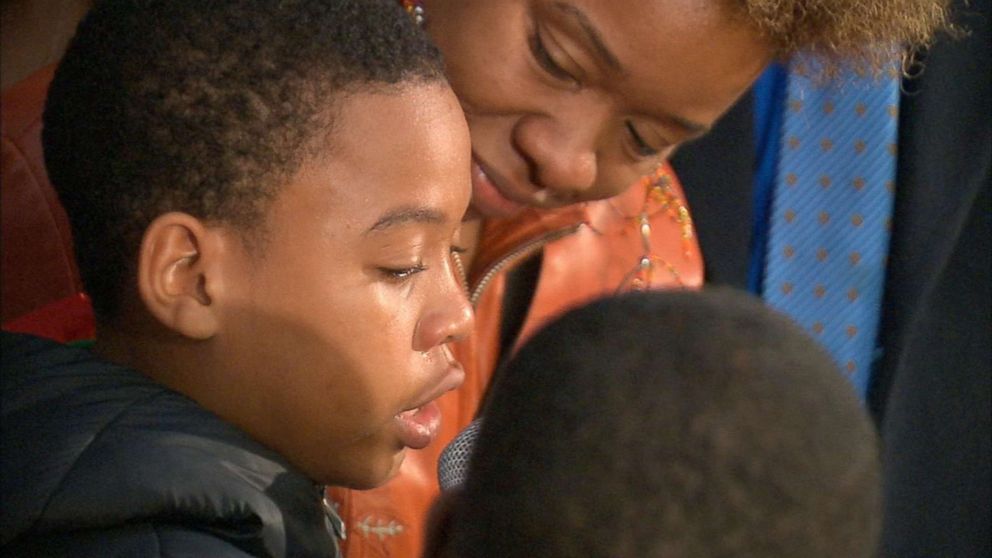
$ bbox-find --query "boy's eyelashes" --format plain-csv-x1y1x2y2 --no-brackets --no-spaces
378,262,428,281
377,246,464,282
529,24,662,161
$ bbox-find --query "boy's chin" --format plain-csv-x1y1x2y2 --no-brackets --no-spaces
368,450,407,488
328,448,407,490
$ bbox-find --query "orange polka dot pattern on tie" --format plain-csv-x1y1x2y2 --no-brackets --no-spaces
764,56,900,398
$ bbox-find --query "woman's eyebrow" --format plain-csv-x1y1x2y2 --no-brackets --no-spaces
365,206,448,235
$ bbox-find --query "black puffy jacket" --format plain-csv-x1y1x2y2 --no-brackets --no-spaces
1,332,342,557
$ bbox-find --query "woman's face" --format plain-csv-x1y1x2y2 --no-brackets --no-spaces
425,0,771,219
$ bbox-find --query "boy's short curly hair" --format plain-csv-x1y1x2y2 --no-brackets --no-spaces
454,289,881,558
42,0,445,319
730,0,955,71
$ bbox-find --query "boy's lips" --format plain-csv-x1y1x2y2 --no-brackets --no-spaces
469,157,530,219
394,348,465,450
394,402,442,450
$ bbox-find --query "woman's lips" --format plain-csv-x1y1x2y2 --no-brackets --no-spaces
469,158,529,219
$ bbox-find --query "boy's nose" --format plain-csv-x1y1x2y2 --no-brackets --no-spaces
414,277,474,351
440,293,474,345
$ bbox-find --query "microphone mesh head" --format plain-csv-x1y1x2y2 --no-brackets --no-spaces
437,419,483,491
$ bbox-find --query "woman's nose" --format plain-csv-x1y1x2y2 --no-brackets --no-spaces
513,100,610,199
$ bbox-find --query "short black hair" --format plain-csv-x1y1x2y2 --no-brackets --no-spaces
453,288,881,558
43,0,445,319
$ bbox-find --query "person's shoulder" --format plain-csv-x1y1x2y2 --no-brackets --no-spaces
1,333,166,543
1,333,234,545
4,522,257,557
1,331,161,402
1,331,177,450
2,331,89,369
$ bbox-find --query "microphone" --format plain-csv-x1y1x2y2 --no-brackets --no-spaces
437,419,483,490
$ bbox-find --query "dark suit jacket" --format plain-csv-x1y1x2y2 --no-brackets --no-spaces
672,1,991,555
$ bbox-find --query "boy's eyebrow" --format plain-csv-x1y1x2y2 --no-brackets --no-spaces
365,206,448,234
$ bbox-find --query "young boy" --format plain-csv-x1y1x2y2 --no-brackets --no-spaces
426,289,881,558
1,0,473,555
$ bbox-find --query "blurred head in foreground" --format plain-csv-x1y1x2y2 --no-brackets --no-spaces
426,288,881,558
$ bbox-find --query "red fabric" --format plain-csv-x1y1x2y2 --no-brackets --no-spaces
2,292,95,344
2,65,86,323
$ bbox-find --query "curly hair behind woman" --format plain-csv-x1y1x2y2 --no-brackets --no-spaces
731,0,955,72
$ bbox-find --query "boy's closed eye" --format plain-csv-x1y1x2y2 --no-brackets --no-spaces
376,244,467,282
378,261,427,281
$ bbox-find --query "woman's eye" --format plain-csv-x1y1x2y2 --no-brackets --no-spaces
379,262,427,281
626,121,661,158
531,28,576,84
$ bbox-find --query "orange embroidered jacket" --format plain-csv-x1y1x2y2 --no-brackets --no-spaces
326,166,703,557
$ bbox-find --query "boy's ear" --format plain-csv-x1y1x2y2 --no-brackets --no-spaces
137,212,227,339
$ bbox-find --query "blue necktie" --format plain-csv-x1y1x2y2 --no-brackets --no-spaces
764,58,900,398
